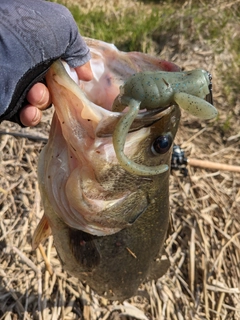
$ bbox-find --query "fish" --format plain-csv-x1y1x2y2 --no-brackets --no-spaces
33,38,214,300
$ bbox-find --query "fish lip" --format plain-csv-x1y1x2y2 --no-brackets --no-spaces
129,105,175,131
135,104,174,119
95,105,175,137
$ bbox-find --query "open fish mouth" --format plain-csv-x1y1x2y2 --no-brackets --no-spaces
59,60,175,137
37,56,179,237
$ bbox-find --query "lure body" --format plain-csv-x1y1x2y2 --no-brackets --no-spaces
112,69,217,176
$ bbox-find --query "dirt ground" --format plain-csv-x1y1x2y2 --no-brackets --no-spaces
1,1,240,319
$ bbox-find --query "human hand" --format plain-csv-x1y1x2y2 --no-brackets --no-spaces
20,61,93,126
0,0,93,126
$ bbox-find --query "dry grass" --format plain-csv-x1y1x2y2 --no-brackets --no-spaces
1,0,240,319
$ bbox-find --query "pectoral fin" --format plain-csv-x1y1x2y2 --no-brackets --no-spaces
32,214,52,250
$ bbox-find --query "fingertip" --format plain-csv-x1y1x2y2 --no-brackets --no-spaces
27,83,50,109
20,106,42,127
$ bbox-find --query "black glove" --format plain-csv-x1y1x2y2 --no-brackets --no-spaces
0,0,91,125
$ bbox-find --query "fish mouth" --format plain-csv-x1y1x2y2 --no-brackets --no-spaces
42,60,176,236
51,61,173,138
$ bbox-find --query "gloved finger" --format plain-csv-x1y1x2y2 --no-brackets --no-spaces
75,61,93,81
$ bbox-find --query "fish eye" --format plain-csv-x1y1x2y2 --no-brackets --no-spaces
151,133,173,155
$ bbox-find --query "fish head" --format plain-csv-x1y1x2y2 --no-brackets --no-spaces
38,44,180,238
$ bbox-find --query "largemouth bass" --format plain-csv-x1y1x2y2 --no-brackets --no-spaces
33,39,215,300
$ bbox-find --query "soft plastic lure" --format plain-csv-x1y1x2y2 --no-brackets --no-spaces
112,69,218,176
